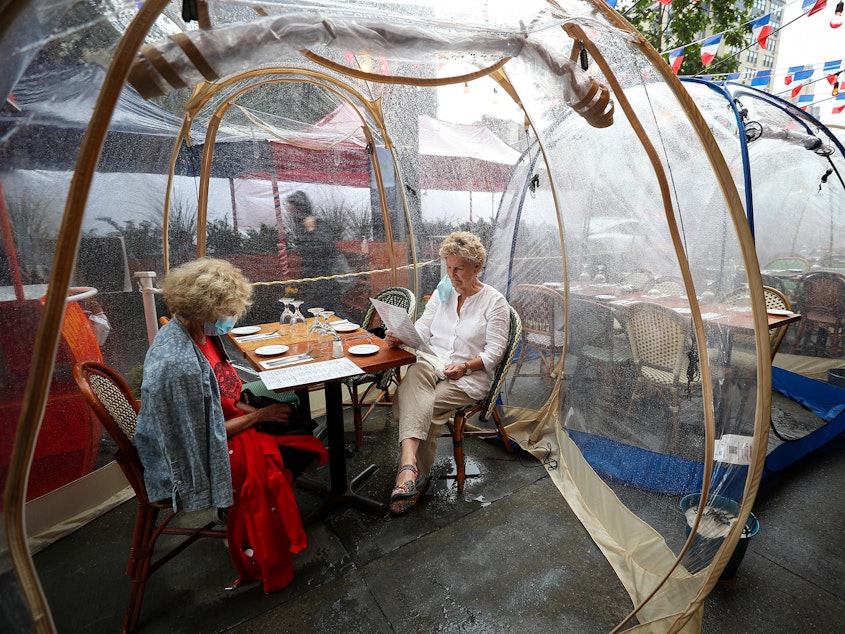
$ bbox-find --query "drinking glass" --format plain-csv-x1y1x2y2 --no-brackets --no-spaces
278,297,294,335
579,263,591,283
307,307,325,338
317,311,336,354
593,265,607,285
700,280,716,305
289,300,307,339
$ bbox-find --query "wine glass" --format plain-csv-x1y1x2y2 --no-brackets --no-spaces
278,297,294,335
317,311,336,354
579,263,591,283
700,279,716,305
289,300,307,339
307,306,325,338
593,265,607,285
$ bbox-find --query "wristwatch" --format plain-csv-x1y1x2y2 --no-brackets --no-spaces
463,363,473,376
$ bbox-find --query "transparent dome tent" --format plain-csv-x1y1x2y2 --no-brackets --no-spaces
680,78,845,475
1,1,772,632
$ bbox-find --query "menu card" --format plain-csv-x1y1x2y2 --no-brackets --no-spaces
370,297,436,356
259,357,363,390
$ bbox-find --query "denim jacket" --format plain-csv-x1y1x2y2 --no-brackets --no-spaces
135,318,233,512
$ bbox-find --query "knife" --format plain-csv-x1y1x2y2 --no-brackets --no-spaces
235,332,280,342
261,354,313,369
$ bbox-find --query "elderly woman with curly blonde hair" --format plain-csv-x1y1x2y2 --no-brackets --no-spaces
384,232,509,514
135,258,326,593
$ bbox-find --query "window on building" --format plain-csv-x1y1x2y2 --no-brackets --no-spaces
747,51,758,64
763,55,774,68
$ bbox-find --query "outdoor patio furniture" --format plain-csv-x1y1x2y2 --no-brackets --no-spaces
623,268,654,291
445,304,521,491
342,286,416,450
624,302,700,445
763,286,794,359
790,271,845,356
764,256,810,297
650,275,686,297
760,272,787,295
72,361,226,634
764,255,810,273
509,283,565,389
568,298,633,392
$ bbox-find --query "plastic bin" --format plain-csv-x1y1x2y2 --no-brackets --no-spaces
828,367,845,388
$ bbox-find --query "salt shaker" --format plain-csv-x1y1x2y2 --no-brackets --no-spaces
332,337,344,358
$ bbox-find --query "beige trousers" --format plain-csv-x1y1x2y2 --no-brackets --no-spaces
393,355,476,477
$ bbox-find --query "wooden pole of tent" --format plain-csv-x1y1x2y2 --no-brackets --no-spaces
3,3,171,632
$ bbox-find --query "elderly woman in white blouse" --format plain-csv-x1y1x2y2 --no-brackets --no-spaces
384,231,509,514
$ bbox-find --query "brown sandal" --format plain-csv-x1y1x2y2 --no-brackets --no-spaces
390,464,419,501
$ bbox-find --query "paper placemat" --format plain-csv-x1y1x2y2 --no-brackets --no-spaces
259,357,363,390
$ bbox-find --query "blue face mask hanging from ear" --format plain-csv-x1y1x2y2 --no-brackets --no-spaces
437,275,453,304
204,316,237,336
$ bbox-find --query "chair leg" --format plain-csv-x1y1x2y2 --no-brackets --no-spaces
492,408,513,453
452,413,467,492
625,378,644,422
508,345,527,391
124,503,159,633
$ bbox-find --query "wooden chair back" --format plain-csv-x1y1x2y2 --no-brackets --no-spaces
447,304,522,491
73,361,225,633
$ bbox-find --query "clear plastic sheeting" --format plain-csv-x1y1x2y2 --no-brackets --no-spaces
681,79,845,473
2,2,766,632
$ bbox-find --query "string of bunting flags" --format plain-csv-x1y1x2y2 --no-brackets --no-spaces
608,0,845,112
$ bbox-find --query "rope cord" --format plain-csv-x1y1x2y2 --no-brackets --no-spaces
249,257,439,287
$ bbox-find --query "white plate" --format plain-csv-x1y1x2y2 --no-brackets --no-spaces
674,307,692,314
332,322,360,332
255,345,290,356
348,344,379,355
768,309,793,316
231,325,261,335
594,294,616,300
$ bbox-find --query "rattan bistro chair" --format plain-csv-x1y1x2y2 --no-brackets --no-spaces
568,297,633,391
763,286,794,359
790,271,845,356
624,302,700,444
721,286,795,361
73,361,226,634
445,304,522,491
342,286,415,450
650,275,685,297
509,284,565,389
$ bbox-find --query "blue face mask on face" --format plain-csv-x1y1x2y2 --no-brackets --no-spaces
204,316,237,336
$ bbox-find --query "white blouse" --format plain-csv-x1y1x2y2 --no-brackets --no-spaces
414,283,510,400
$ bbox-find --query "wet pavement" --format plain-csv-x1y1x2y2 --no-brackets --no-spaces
34,392,845,632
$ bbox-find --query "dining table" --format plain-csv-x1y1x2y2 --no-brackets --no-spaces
564,282,802,334
228,316,417,523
